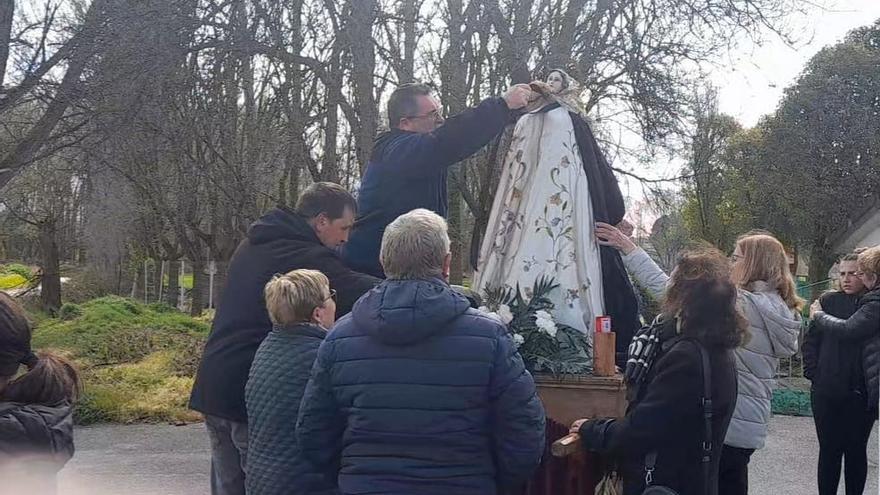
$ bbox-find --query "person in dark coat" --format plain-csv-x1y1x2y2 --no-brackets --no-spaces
297,209,546,495
189,182,380,495
571,247,744,495
0,293,80,495
810,245,880,495
245,269,340,495
342,82,534,278
802,249,875,495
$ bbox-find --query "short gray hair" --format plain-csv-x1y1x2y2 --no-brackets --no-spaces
381,209,450,280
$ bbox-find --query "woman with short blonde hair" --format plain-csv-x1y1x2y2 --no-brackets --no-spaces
264,269,334,327
245,269,338,495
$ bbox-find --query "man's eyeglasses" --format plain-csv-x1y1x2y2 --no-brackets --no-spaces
405,109,443,121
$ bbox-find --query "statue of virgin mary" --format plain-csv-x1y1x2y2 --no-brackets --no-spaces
472,69,640,362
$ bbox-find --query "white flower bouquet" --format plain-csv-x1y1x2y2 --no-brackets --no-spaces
480,276,592,375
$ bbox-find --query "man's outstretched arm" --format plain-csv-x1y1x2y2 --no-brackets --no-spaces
386,85,532,175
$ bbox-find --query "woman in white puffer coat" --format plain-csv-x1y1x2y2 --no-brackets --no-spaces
596,225,803,495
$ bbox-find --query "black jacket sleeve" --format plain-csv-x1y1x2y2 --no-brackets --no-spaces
801,322,821,381
813,295,880,342
311,249,380,316
579,341,702,458
382,97,511,176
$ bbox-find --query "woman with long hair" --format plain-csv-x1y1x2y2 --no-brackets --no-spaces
0,292,81,494
594,225,802,494
571,247,744,495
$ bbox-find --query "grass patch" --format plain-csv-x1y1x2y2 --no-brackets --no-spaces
164,273,194,290
0,273,27,290
32,296,209,424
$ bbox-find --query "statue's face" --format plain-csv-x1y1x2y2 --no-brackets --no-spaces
546,71,566,93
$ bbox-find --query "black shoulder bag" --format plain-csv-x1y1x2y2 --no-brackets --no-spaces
641,340,713,495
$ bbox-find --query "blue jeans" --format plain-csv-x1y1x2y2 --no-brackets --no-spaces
205,415,248,495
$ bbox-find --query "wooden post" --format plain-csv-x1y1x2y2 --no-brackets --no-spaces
593,332,616,377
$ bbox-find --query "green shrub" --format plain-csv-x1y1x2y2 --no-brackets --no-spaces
31,296,209,424
148,302,178,313
2,263,33,279
62,268,112,304
58,303,83,321
772,389,812,417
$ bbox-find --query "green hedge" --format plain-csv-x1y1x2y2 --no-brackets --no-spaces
772,389,812,417
32,296,209,424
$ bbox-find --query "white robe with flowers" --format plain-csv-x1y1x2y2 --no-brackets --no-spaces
473,105,605,334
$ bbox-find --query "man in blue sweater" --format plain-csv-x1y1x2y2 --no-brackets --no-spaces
343,82,533,277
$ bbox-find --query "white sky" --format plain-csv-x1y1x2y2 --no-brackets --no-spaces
714,0,880,127
621,0,880,223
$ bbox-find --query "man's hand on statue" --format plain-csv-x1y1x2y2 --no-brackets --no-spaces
616,219,634,237
595,222,637,255
503,84,534,110
570,418,588,434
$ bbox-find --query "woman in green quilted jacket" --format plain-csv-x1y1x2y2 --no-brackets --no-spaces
245,269,339,495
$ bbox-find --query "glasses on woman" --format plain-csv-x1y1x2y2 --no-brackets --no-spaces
730,254,743,263
326,289,337,303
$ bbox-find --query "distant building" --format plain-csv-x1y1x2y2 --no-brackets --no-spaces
833,199,880,254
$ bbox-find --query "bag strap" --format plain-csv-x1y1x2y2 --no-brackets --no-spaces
695,340,713,495
643,339,713,492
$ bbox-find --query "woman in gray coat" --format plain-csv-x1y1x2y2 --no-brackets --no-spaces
596,225,802,495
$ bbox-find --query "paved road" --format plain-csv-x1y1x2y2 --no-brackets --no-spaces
59,416,877,495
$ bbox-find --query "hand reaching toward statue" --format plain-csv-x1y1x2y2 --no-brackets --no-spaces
616,219,634,237
810,299,823,318
503,84,535,110
595,222,638,255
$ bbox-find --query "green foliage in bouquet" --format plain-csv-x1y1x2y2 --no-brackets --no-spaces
482,276,592,375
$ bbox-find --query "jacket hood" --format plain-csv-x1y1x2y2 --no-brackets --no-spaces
351,278,470,345
247,207,320,246
740,287,802,345
371,129,412,161
0,401,74,460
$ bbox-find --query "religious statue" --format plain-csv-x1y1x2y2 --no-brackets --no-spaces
473,69,640,361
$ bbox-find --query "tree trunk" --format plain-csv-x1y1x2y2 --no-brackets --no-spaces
400,0,417,81
0,0,13,88
808,240,835,300
213,259,229,310
131,260,146,301
0,0,108,188
38,224,62,314
151,259,163,303
165,260,180,308
190,258,206,316
448,191,464,285
346,0,379,173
